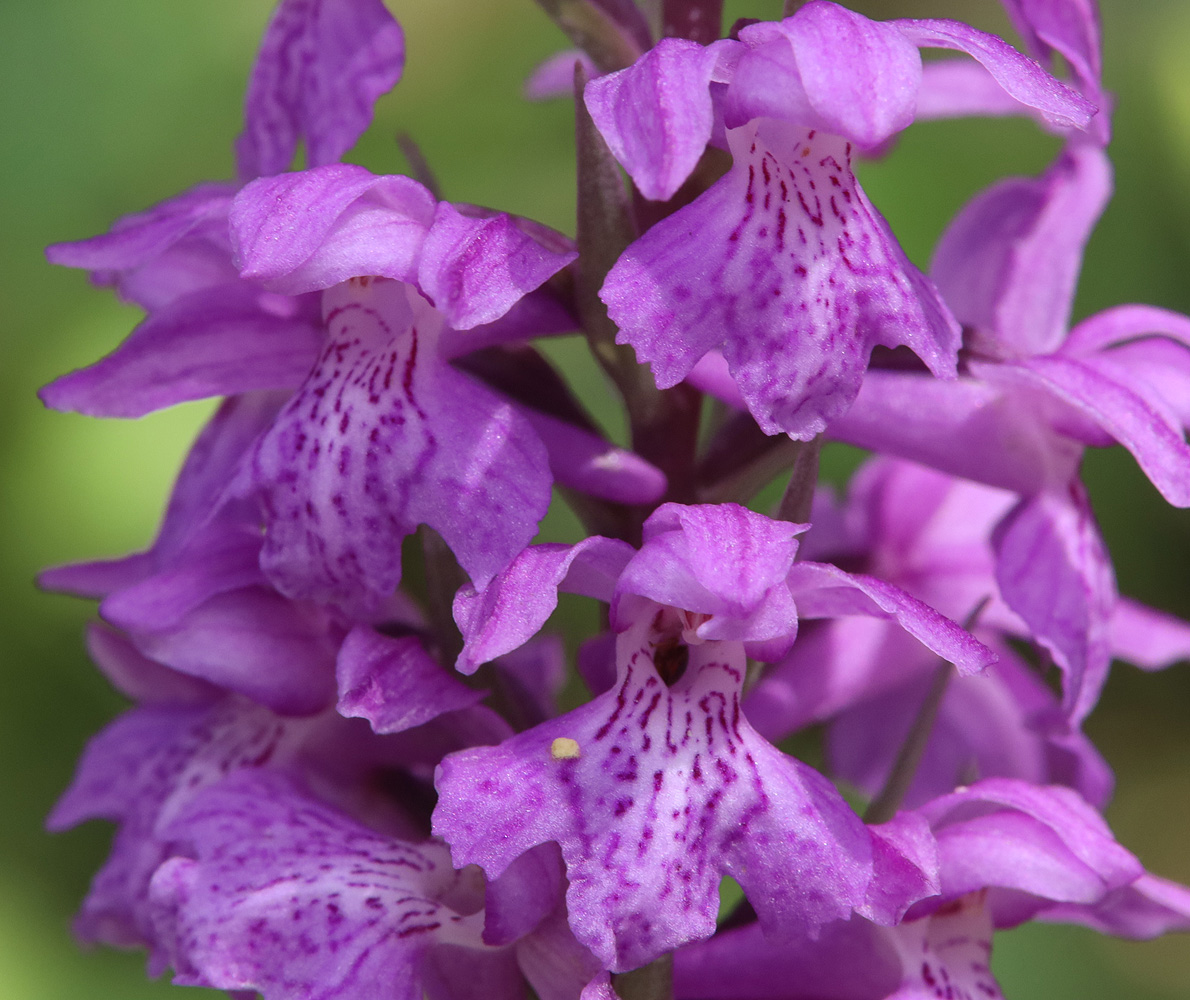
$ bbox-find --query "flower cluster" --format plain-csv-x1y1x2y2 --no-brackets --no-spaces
44,1,1190,998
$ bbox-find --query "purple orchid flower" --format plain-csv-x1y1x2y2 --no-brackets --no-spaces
585,1,1095,438
223,165,651,613
826,143,1190,509
433,503,997,971
43,0,405,403
747,458,1190,788
148,770,525,1000
47,665,517,960
673,778,1190,1000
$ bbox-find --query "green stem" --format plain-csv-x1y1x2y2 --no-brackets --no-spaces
535,0,642,72
775,436,822,527
863,597,991,824
573,63,701,508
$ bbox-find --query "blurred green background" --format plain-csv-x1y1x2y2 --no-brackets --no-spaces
1,1,1188,997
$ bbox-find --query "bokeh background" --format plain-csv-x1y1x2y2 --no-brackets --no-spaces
2,1,1188,997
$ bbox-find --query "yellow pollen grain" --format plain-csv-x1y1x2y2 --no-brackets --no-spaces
551,737,581,760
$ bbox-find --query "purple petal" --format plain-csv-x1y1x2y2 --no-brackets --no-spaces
603,121,959,437
232,164,436,292
47,183,235,278
520,407,667,505
1042,873,1190,939
674,919,900,1000
1002,0,1103,98
236,0,405,178
584,38,720,201
1062,302,1190,355
40,284,321,417
931,146,1111,359
785,562,996,675
336,626,486,734
99,522,267,632
85,623,220,705
515,911,605,1000
862,812,941,925
149,771,485,999
47,701,296,956
42,393,283,601
744,617,938,741
453,536,635,674
249,280,552,614
146,395,288,569
614,503,802,646
417,203,578,330
919,779,1142,918
434,625,878,971
492,637,569,729
1110,597,1190,671
915,58,1049,121
40,553,156,601
992,487,1116,724
123,587,340,716
892,17,1096,129
730,7,921,147
525,51,597,101
1007,334,1190,476
829,370,1083,495
482,842,566,947
829,644,1114,811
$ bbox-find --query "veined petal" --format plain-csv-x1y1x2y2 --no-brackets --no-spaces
236,0,405,178
232,165,436,292
249,279,551,614
584,38,721,201
453,536,635,674
931,145,1111,359
892,17,1096,129
992,487,1116,725
1042,872,1190,939
336,626,487,734
919,779,1142,918
992,355,1190,507
417,203,578,330
40,284,322,417
47,700,298,955
785,562,996,675
614,503,803,645
603,122,959,437
434,623,877,971
149,771,488,1000
915,58,1048,122
829,370,1083,495
47,183,235,276
886,895,1003,1000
